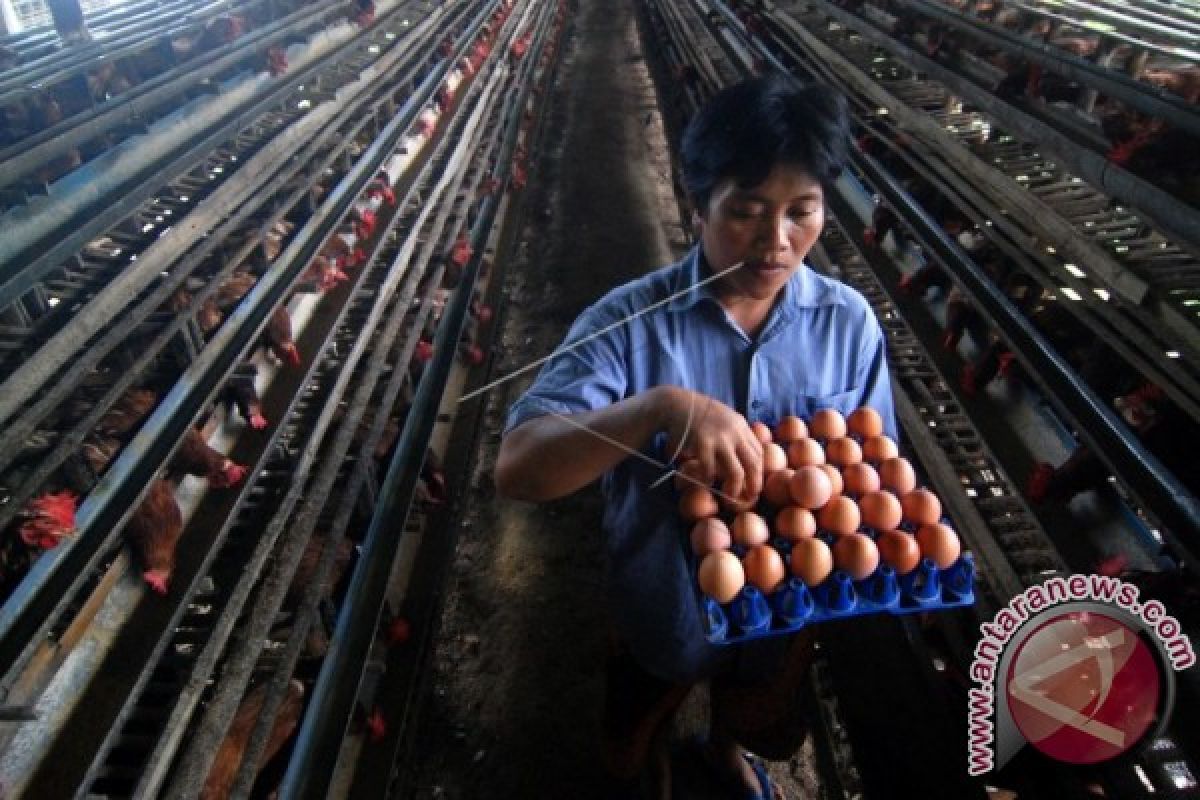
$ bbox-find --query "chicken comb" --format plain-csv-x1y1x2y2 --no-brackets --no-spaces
29,490,78,526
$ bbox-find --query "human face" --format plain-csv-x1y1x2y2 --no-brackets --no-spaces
695,163,825,304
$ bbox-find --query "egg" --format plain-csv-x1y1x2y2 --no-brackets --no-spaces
809,408,847,440
776,415,807,442
790,537,833,587
901,488,942,526
877,529,921,574
732,511,770,547
878,457,917,495
841,462,880,496
750,420,774,445
679,485,719,521
848,407,884,439
833,532,880,580
817,463,844,497
698,550,745,603
817,495,861,535
775,506,816,541
763,468,795,507
691,518,732,556
787,438,825,468
788,465,833,510
825,437,862,468
916,522,961,569
673,458,709,491
861,435,899,464
743,545,786,593
763,442,788,473
859,490,903,531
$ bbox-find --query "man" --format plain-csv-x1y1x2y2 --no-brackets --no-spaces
496,74,896,798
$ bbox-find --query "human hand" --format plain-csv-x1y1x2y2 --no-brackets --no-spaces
652,387,764,504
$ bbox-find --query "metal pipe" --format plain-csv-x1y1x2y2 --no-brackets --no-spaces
278,7,551,796
897,0,1200,138
809,0,1200,259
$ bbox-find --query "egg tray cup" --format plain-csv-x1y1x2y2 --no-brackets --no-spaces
694,544,976,645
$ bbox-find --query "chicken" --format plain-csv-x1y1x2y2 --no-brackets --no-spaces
95,389,158,439
221,367,268,429
263,220,294,262
301,255,348,291
16,491,77,550
216,272,257,310
264,306,301,367
170,429,247,488
286,536,355,605
81,435,122,478
125,479,183,595
200,680,306,800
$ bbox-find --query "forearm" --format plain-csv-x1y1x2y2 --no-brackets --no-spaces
495,387,674,502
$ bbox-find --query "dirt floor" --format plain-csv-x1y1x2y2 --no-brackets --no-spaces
406,2,819,797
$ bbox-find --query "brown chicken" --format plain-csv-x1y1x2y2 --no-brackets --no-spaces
221,367,268,430
264,306,301,367
286,535,355,605
125,479,183,595
170,429,247,488
81,435,122,477
95,388,158,439
216,272,257,310
200,680,306,800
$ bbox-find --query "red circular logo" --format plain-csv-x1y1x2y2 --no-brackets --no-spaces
1006,611,1162,764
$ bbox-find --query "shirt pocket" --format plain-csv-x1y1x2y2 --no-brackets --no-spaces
792,387,862,421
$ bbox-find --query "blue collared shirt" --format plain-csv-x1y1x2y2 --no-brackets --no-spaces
505,247,896,682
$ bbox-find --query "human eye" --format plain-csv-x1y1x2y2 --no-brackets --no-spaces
788,205,820,219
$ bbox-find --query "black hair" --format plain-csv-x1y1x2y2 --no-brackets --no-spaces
681,73,850,211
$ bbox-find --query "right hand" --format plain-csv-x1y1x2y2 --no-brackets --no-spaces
653,387,764,504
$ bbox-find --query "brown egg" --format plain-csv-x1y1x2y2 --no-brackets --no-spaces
775,506,816,541
825,437,862,468
833,532,880,580
877,529,921,575
762,468,795,507
680,485,719,521
673,458,708,491
776,415,807,442
790,537,833,587
916,523,961,569
817,495,861,535
763,442,788,473
817,463,844,497
861,435,899,464
691,518,732,556
809,408,847,441
848,407,884,439
878,457,917,495
901,488,942,527
743,545,786,593
787,438,825,468
788,465,833,510
732,511,770,547
750,420,774,445
698,550,745,603
842,462,880,496
859,491,903,532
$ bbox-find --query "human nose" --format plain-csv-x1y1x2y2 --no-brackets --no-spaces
759,212,790,251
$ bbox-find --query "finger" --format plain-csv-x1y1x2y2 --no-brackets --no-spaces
714,441,745,503
737,436,765,498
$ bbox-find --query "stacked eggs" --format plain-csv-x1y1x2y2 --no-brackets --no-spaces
683,407,962,610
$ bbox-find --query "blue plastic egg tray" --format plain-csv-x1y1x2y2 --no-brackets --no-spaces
693,540,976,645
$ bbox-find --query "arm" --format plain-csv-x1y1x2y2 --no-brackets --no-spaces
496,386,764,504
